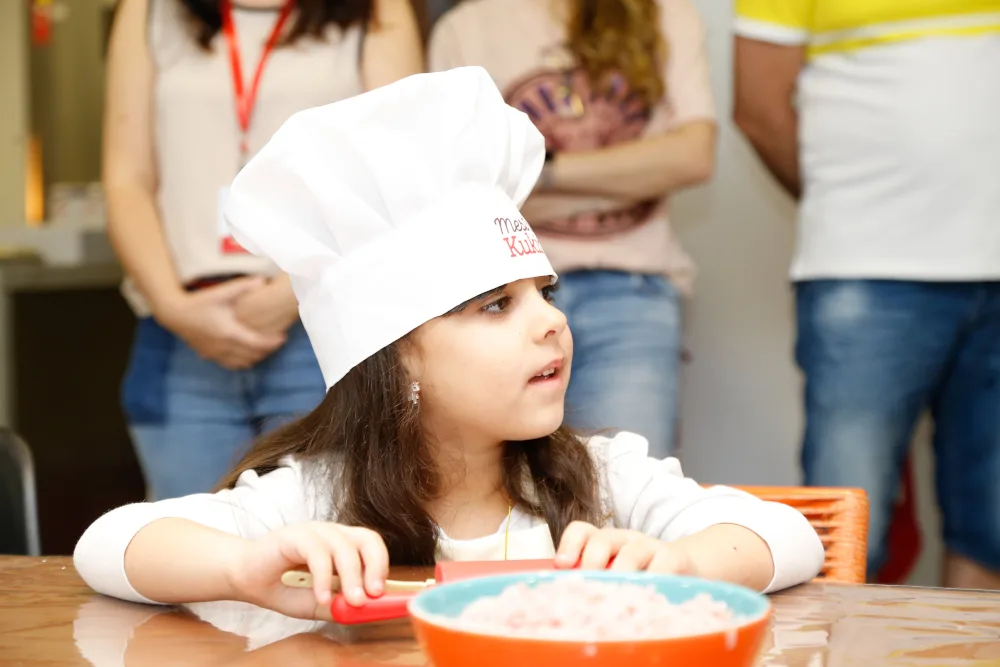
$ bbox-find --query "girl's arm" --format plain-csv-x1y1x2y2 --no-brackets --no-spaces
74,466,304,606
594,432,825,593
74,464,388,619
557,519,777,592
667,523,776,591
122,518,250,604
119,516,387,617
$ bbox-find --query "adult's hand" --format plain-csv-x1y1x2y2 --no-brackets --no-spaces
156,277,286,369
233,274,300,337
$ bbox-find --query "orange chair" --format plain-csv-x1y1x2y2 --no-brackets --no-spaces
735,486,870,584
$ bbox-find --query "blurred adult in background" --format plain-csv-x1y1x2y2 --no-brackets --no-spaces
103,0,422,500
426,0,452,24
733,0,1000,589
429,0,717,459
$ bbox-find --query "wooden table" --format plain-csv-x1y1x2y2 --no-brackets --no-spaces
2,556,999,666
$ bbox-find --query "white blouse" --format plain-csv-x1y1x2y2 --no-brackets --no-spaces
73,432,825,602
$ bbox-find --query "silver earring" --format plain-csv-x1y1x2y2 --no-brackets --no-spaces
409,381,420,406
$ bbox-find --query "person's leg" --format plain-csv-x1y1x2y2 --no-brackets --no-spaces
931,282,1000,590
160,345,256,498
121,318,174,501
124,318,256,500
795,280,964,579
553,271,681,459
254,320,328,436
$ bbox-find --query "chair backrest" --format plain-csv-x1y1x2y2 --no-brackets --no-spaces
0,429,41,556
735,485,869,584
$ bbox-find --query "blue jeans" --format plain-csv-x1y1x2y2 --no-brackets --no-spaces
553,270,682,459
796,280,1000,577
122,318,326,500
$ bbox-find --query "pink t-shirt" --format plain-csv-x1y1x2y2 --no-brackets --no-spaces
428,0,716,295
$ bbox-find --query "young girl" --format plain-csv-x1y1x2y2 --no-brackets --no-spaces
75,67,825,621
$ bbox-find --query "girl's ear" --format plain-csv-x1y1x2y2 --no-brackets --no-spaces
397,333,424,381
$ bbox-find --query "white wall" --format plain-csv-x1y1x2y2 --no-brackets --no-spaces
672,1,942,586
672,0,804,486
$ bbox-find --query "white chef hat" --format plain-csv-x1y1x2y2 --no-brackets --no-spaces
224,66,555,389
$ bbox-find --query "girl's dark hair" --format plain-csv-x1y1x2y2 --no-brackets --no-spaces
218,343,603,565
176,0,373,50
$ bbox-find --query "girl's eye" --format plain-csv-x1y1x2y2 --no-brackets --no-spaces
541,284,557,303
481,296,512,315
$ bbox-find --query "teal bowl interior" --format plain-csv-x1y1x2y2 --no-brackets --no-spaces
409,570,771,632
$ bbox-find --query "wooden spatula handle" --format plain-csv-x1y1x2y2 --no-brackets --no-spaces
281,569,325,589
281,570,433,593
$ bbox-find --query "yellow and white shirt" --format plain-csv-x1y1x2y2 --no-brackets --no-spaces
735,0,1000,281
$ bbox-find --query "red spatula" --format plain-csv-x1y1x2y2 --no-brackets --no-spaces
283,559,574,624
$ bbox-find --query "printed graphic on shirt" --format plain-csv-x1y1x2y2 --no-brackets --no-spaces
504,67,657,238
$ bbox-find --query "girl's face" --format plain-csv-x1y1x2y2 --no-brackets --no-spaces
406,277,572,445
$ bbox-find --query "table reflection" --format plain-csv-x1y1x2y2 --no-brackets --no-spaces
760,583,1000,667
73,597,425,667
70,580,1000,667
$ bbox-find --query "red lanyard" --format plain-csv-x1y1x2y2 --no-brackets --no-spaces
220,0,296,160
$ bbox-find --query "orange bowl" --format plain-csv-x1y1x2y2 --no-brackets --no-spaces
408,571,772,667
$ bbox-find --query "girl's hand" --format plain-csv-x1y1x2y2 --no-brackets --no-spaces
554,521,696,575
228,522,389,620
